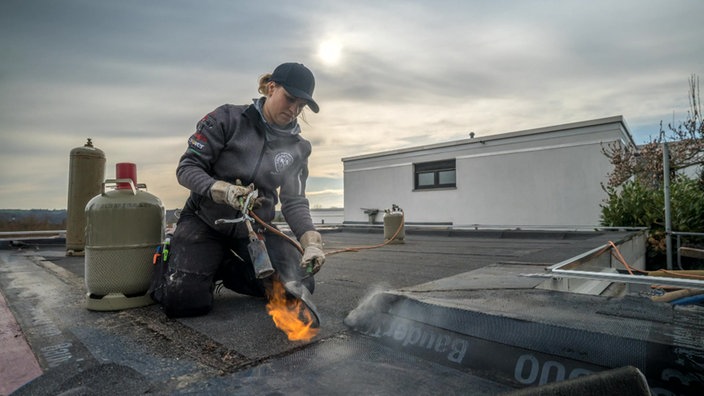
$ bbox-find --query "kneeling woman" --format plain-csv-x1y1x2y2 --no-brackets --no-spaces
150,63,325,318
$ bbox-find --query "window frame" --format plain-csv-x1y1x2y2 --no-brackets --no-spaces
413,159,456,190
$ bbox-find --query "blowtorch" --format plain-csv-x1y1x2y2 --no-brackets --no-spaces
214,190,321,326
214,189,274,279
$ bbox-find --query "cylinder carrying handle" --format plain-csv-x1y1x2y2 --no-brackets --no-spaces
102,179,148,196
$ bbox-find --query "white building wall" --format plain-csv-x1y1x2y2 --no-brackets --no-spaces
342,116,635,227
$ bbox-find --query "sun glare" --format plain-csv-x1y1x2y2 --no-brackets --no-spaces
318,39,342,66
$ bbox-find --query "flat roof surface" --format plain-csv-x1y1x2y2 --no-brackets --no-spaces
1,228,702,395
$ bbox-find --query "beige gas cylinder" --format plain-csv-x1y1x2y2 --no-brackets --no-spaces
383,205,405,244
84,163,164,311
66,138,105,255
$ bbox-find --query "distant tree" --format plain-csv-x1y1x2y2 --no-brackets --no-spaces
0,210,67,231
602,74,703,189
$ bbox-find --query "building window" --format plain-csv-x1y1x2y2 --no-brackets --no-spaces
414,159,456,190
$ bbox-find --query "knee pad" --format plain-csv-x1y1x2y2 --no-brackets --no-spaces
161,270,214,318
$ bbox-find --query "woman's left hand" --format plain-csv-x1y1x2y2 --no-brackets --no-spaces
300,231,325,274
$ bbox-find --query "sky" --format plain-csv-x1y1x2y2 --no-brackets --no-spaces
1,0,702,210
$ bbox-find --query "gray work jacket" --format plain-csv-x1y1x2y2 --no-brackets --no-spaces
177,103,315,240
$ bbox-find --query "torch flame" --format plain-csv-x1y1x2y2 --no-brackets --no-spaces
266,279,319,341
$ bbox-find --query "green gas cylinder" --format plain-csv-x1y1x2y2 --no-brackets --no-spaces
84,163,164,311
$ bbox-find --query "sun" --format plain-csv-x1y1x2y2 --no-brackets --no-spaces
317,39,342,66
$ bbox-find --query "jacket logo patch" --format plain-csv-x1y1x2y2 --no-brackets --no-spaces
273,152,294,174
189,136,205,150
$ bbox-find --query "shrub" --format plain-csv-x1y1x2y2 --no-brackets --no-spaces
601,177,704,268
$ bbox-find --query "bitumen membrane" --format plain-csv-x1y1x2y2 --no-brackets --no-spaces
1,227,703,395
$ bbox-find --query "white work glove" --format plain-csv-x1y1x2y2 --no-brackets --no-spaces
210,180,254,211
300,230,325,275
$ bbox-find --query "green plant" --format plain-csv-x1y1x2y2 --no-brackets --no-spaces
600,177,704,268
670,178,704,232
600,180,663,228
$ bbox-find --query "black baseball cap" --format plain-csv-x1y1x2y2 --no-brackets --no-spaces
270,62,319,113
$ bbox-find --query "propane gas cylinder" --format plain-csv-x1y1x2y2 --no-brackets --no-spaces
383,204,405,244
66,138,105,255
84,163,164,311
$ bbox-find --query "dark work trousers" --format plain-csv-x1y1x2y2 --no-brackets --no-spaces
150,210,313,318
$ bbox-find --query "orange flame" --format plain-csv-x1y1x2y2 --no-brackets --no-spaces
266,279,319,341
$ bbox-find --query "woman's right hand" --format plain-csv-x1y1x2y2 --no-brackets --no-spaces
210,180,254,211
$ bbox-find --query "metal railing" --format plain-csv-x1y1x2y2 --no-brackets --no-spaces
0,230,66,240
552,243,703,289
524,241,704,290
674,231,704,270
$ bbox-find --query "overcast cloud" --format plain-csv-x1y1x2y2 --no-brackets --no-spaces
1,0,702,210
